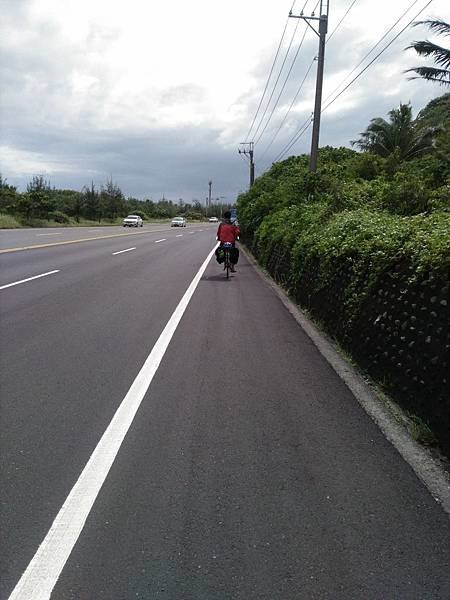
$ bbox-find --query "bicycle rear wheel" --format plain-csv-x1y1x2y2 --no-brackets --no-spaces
224,249,230,279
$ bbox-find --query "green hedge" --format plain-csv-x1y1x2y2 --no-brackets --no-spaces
238,145,450,454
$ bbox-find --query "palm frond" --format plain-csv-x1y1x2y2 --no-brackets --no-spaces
405,66,450,85
407,40,450,68
412,20,450,36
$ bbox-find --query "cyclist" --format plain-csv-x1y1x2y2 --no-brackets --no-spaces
216,211,240,272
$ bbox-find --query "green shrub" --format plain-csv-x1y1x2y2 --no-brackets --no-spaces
49,210,71,224
130,210,146,219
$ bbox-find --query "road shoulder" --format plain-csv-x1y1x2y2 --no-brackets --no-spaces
240,244,450,516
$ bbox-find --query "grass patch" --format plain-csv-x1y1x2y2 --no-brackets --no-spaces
0,216,179,229
407,414,438,446
0,213,22,228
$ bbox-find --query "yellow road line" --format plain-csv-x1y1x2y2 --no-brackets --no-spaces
0,228,170,254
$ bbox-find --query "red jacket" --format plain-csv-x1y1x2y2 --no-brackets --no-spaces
217,222,240,243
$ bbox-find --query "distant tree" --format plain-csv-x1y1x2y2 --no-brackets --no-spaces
82,182,101,221
351,103,437,161
405,20,450,86
52,189,83,222
193,200,202,214
100,178,124,220
18,175,55,219
143,199,155,217
0,174,19,214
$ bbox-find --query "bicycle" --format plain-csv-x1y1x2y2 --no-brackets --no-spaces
222,242,233,280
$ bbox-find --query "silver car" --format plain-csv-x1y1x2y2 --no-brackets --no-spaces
123,215,143,227
171,217,187,227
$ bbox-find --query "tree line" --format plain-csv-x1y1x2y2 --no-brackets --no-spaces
0,176,233,226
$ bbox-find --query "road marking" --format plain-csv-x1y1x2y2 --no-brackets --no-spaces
36,233,63,236
7,244,218,600
112,247,136,255
176,234,183,237
189,231,195,234
155,238,166,243
0,270,60,291
0,227,176,254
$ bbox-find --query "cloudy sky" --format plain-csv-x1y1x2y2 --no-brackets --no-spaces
1,0,448,202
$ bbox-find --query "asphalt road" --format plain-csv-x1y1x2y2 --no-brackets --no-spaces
1,224,449,599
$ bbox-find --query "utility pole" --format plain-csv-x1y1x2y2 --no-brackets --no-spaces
238,142,255,188
289,0,329,172
208,180,212,207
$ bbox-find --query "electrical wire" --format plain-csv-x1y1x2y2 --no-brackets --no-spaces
259,0,353,164
259,58,315,162
322,0,434,113
272,115,313,164
311,0,321,17
251,16,302,143
254,24,310,146
251,0,319,156
327,0,359,42
245,1,298,142
323,0,424,106
267,0,434,167
256,0,319,168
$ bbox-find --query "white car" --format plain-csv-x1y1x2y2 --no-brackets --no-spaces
171,217,187,227
123,215,143,227
208,216,219,222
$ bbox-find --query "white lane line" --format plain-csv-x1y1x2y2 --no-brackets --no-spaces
189,231,195,235
8,244,218,600
36,233,62,236
0,270,60,291
176,234,183,237
155,238,166,243
88,228,103,231
112,247,136,255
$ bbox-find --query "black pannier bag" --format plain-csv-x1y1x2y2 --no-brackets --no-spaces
215,247,225,263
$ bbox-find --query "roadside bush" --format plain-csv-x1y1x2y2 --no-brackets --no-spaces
49,210,71,224
184,211,203,220
237,126,450,453
130,210,146,219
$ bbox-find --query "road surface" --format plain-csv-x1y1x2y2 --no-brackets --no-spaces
1,223,449,599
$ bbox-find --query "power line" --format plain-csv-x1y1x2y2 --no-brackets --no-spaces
253,1,320,149
323,0,423,106
255,0,322,166
251,16,302,143
327,0,359,42
254,24,310,146
245,1,298,142
265,0,433,168
259,58,315,162
272,114,313,163
260,0,356,164
322,0,434,113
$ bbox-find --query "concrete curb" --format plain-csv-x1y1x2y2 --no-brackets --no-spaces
241,244,450,516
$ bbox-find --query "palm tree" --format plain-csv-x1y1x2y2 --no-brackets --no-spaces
351,103,437,160
405,20,450,86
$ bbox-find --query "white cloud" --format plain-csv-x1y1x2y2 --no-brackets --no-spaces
0,146,78,176
0,0,448,197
